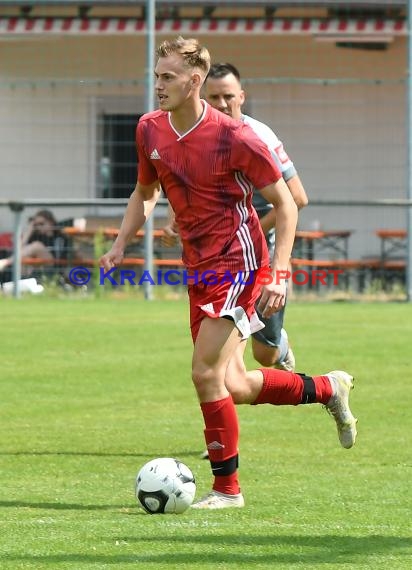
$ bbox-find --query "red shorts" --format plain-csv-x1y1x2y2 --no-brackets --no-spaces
188,270,264,343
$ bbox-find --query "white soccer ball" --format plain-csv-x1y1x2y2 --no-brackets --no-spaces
135,457,196,514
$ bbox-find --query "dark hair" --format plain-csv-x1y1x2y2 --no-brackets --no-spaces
206,62,241,82
33,209,57,226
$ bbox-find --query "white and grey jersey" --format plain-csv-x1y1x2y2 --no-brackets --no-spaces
242,114,297,250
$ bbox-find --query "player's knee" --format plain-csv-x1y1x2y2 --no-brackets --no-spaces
224,372,253,404
229,385,244,404
253,347,279,367
191,365,216,389
256,355,277,367
192,364,227,401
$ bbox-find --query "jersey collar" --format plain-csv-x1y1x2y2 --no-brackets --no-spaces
168,100,208,141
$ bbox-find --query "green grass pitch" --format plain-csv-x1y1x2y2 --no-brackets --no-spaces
0,296,411,569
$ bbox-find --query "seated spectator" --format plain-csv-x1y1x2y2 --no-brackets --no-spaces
0,231,13,284
0,210,71,277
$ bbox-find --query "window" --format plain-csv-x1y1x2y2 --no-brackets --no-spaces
99,113,142,199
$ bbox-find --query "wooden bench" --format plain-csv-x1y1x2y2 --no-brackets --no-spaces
376,229,406,264
291,258,381,270
293,230,352,260
20,257,184,271
18,257,185,289
290,257,405,291
19,255,405,293
290,258,365,290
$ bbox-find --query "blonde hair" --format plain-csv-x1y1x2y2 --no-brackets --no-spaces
156,36,211,76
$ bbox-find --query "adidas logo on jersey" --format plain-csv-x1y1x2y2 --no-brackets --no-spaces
150,148,161,160
200,303,215,314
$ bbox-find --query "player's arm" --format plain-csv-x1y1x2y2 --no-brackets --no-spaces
272,138,308,210
285,173,308,209
99,181,160,271
257,178,297,317
258,208,278,236
257,127,308,228
259,173,307,234
260,177,297,272
162,203,180,247
231,122,295,311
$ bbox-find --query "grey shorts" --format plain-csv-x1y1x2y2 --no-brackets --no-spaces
252,234,287,347
252,303,285,347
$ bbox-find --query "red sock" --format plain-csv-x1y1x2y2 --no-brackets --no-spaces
253,369,333,406
200,396,240,495
313,375,334,404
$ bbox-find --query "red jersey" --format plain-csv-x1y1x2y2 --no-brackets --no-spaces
136,101,282,273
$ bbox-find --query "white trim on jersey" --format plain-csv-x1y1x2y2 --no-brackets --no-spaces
221,278,244,312
219,277,265,340
242,113,296,178
168,100,208,141
221,272,251,312
234,171,258,271
239,216,261,268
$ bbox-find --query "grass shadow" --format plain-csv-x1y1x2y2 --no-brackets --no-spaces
2,534,411,566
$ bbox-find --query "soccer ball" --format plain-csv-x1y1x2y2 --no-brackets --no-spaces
135,457,196,514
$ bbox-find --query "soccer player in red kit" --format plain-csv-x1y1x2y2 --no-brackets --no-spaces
100,37,357,510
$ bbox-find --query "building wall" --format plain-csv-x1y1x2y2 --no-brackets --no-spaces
0,31,406,258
